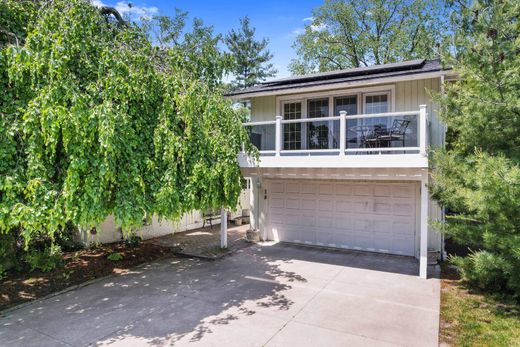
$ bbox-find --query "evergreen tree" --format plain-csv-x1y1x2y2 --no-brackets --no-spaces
225,16,277,89
431,0,520,296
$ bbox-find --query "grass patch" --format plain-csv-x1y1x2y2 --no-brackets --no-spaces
440,264,520,346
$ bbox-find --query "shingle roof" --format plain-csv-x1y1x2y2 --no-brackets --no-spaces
227,59,448,97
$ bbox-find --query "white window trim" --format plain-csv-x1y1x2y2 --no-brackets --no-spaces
281,99,305,150
362,91,394,114
275,85,395,151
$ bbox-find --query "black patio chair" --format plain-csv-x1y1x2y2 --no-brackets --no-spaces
377,119,410,148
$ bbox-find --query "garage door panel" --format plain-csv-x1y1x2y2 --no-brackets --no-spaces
353,201,370,213
271,182,285,193
301,199,317,210
333,216,352,230
335,200,352,211
286,198,300,209
317,215,333,228
318,199,334,211
316,231,335,246
335,184,353,196
374,185,392,197
269,180,416,256
393,185,415,198
270,197,285,209
301,184,317,194
354,185,371,196
319,184,334,195
353,219,370,232
301,214,316,227
284,213,304,226
392,220,415,235
393,203,415,216
286,182,301,193
373,200,393,214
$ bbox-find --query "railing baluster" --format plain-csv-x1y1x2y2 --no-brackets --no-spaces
339,111,346,156
275,115,282,157
419,105,427,156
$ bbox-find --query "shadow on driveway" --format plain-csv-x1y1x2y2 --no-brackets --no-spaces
0,243,438,347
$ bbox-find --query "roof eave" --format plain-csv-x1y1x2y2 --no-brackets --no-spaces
227,69,455,100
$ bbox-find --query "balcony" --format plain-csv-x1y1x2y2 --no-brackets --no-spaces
239,105,428,169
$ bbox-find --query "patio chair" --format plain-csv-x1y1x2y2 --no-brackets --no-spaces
377,119,410,148
362,124,387,148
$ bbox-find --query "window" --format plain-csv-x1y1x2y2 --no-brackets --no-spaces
364,94,389,114
363,93,391,129
283,102,302,150
334,96,357,116
307,98,329,149
335,96,358,148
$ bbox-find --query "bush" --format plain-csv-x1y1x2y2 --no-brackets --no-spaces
124,235,141,248
24,244,63,272
107,252,123,261
450,251,512,292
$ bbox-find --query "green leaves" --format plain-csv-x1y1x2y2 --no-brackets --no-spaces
289,0,451,74
0,0,251,253
431,0,520,295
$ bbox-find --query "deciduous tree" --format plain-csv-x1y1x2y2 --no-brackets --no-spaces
289,0,450,74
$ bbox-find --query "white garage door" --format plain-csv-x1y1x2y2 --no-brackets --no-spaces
268,180,417,256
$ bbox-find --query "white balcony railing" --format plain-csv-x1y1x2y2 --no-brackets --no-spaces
244,105,428,158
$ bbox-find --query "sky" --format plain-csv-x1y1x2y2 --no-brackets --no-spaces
92,0,324,79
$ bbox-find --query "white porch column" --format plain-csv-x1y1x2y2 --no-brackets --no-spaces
275,115,282,156
419,174,429,279
220,208,228,248
339,111,347,156
419,105,428,156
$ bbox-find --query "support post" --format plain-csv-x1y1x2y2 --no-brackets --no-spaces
419,174,429,279
275,115,282,156
220,208,227,248
339,111,347,156
419,105,427,156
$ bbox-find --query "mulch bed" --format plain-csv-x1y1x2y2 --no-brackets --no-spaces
0,241,173,312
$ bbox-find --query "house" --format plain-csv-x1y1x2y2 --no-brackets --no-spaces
228,59,455,278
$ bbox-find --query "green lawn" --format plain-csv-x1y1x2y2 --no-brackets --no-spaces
440,265,520,347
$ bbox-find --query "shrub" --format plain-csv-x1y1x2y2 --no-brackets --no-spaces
107,252,123,261
24,244,63,272
450,251,512,292
124,235,141,248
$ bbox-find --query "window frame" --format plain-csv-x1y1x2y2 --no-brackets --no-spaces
275,85,395,151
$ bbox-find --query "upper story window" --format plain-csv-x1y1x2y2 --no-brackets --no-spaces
307,98,329,118
334,96,357,116
364,94,389,114
283,102,302,150
307,98,330,149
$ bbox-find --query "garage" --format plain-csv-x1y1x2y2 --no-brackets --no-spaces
268,180,418,256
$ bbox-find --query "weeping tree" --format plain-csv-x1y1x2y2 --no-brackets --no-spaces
0,0,252,273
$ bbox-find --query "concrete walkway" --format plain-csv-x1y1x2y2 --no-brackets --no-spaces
0,243,440,347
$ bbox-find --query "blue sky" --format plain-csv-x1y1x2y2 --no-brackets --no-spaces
92,0,323,78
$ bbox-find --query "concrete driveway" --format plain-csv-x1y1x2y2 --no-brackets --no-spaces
0,243,440,347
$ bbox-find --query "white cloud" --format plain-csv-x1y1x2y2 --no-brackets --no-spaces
91,1,159,20
301,17,326,32
114,1,159,19
291,28,305,36
91,0,106,7
310,23,327,32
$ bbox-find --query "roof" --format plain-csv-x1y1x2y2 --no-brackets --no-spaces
227,59,449,97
